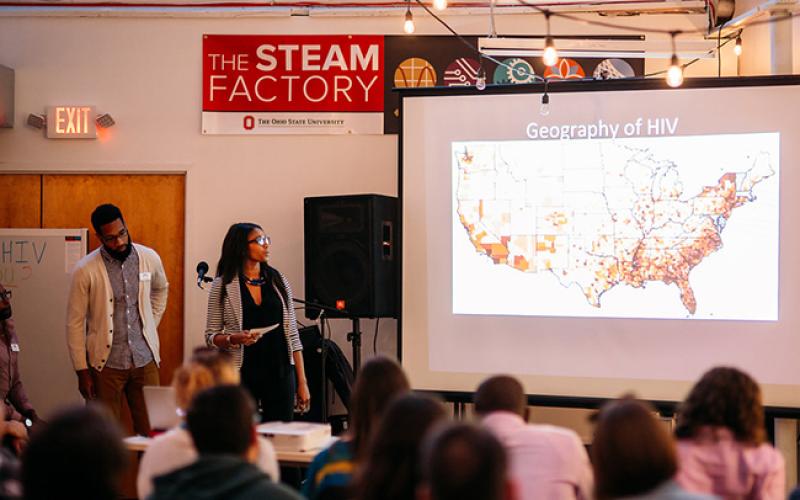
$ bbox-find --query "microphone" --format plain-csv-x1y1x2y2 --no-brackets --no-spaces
196,261,210,288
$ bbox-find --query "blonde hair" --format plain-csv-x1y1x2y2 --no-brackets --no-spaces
172,348,240,411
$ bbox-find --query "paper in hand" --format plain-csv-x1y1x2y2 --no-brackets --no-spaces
249,323,280,340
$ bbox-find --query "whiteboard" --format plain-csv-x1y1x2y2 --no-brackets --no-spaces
0,228,87,418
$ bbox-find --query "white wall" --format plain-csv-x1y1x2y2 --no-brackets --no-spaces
0,10,761,367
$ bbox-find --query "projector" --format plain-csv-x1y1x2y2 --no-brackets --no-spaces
256,421,332,452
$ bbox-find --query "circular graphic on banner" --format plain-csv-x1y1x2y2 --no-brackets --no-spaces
394,58,438,88
544,58,586,80
593,58,636,79
492,58,537,84
443,58,481,86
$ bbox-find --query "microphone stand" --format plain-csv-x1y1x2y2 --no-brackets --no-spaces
347,319,362,377
197,276,213,289
292,298,362,374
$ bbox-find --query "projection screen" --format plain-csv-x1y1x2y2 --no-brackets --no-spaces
400,76,800,408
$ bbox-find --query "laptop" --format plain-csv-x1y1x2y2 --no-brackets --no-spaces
143,386,181,432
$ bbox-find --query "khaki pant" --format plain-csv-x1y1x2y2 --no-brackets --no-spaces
91,361,159,435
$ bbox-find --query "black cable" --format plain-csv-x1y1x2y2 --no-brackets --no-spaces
372,318,381,354
411,0,799,68
294,307,308,329
516,0,800,37
413,0,547,83
407,0,799,87
641,34,736,78
717,26,721,77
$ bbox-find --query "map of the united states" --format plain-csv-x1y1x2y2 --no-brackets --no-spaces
454,135,776,315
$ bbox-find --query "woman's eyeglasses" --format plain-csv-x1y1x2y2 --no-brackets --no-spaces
248,235,271,246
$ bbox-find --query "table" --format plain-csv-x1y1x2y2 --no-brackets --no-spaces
123,435,336,466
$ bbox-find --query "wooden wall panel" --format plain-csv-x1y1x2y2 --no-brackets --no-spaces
0,175,41,228
42,174,185,386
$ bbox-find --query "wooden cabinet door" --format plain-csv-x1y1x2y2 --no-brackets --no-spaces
0,175,41,228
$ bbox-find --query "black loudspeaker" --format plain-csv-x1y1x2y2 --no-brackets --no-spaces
304,194,397,319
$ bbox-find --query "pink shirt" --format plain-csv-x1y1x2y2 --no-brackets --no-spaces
482,411,593,500
676,426,785,500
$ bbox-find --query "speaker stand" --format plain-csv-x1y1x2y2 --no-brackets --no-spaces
319,313,329,424
346,318,362,376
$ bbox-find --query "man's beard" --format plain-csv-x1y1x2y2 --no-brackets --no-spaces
0,307,11,321
106,238,133,262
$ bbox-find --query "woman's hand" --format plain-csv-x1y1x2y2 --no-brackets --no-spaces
229,331,257,347
296,380,311,414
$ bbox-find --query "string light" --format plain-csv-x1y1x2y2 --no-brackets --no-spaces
734,35,742,56
666,55,684,87
542,12,558,67
476,56,487,90
666,33,684,87
433,0,447,10
409,0,799,85
403,1,415,34
540,87,550,116
476,66,487,90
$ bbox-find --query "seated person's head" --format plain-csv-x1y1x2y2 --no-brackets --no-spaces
350,355,410,458
0,283,12,321
474,375,526,418
420,423,511,500
357,394,447,500
591,397,676,500
21,404,127,500
675,366,765,444
173,347,239,411
186,385,256,458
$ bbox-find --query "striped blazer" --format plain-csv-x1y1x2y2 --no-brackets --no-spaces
204,271,302,370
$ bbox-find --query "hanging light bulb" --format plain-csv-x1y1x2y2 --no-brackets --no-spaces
734,36,742,57
403,4,415,34
543,37,558,67
666,54,684,87
542,13,558,67
476,67,487,90
665,32,683,88
540,92,550,116
433,0,448,10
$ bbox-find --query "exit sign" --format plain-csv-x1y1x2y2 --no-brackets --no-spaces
46,106,96,139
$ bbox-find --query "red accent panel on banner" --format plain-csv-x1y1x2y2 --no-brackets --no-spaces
203,35,384,113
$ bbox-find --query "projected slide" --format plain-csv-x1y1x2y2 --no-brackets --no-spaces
453,133,779,320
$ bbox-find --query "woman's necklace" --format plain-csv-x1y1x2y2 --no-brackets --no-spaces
242,273,267,286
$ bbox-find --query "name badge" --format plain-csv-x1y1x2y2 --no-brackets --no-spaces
139,272,152,281
10,344,19,352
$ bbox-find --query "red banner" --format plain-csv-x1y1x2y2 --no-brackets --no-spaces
203,35,384,113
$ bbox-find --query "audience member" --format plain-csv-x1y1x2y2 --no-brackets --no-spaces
0,284,39,427
0,445,19,500
355,393,447,500
0,402,22,500
21,404,127,500
303,355,410,500
474,375,592,500
592,397,714,500
0,403,26,458
418,422,515,500
149,385,300,500
674,366,784,499
137,347,279,499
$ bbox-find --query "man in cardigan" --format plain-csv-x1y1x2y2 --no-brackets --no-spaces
66,203,168,435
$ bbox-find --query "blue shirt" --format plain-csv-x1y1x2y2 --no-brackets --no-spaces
100,246,154,369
